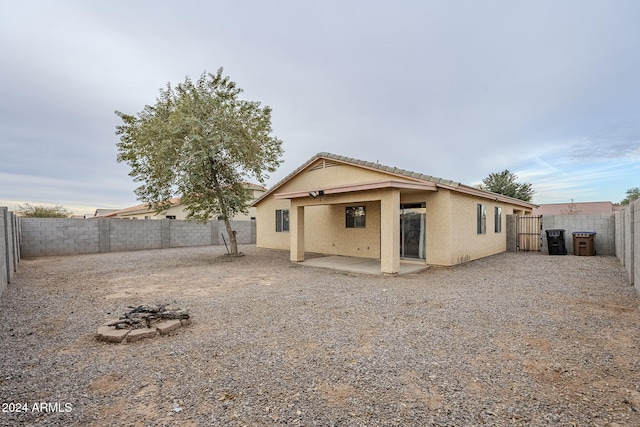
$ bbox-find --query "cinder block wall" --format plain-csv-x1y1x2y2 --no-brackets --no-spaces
169,220,215,247
615,201,638,287
108,219,163,252
541,214,615,255
19,218,256,257
505,215,517,252
635,201,639,289
221,220,256,245
1,207,20,295
0,208,7,295
20,218,101,257
615,210,624,263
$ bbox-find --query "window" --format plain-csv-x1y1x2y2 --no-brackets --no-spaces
166,215,176,220
346,206,366,228
276,209,289,232
477,204,486,234
494,207,502,233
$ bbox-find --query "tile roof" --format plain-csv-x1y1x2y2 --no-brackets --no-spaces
316,152,460,187
100,198,181,217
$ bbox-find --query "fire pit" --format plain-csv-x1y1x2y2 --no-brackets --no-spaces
96,304,191,343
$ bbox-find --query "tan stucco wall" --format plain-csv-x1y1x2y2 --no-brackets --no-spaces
397,189,522,266
277,161,400,193
305,201,381,258
256,197,291,250
446,192,504,264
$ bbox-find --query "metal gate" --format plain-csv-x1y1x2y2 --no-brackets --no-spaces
517,215,542,251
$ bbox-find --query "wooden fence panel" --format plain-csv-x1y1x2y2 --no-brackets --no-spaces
517,215,542,251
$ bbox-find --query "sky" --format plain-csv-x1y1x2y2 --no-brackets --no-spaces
1,0,639,216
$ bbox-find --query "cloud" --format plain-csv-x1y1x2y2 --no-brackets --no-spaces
569,120,640,160
1,0,640,213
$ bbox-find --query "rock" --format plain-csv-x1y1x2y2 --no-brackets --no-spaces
156,319,182,335
96,325,130,343
126,327,158,342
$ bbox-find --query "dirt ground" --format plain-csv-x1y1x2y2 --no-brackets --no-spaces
0,245,639,426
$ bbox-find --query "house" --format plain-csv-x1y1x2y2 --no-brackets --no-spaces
101,183,266,220
92,209,118,218
533,201,623,215
252,152,536,274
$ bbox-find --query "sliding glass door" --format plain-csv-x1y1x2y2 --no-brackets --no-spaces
400,203,426,259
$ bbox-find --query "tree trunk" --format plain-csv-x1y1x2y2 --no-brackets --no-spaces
222,217,239,255
210,165,239,255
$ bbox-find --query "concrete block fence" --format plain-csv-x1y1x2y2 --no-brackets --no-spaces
1,207,20,296
615,200,638,287
541,214,616,256
19,218,256,257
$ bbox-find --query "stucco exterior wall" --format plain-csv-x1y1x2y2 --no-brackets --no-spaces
422,191,452,265
301,191,391,259
277,162,398,193
446,192,512,265
255,197,291,250
307,201,381,258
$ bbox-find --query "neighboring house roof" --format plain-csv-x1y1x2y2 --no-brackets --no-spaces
93,209,118,217
101,183,267,218
244,182,268,191
533,201,622,215
100,198,182,217
253,152,538,209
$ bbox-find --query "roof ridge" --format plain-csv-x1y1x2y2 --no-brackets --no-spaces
316,152,460,187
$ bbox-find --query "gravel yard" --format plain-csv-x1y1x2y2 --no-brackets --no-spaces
1,245,639,426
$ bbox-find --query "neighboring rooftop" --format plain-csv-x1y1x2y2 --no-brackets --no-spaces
533,201,624,215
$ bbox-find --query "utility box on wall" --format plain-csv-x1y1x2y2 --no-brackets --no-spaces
572,232,596,256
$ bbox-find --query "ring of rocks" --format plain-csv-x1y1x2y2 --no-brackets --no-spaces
96,304,191,344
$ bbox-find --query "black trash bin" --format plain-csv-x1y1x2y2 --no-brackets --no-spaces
545,229,567,255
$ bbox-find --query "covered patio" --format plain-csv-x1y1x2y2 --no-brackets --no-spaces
276,179,437,275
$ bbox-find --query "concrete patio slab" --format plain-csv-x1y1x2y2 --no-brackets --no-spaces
299,255,427,275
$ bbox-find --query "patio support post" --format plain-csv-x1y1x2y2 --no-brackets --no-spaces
290,203,305,262
380,189,400,274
